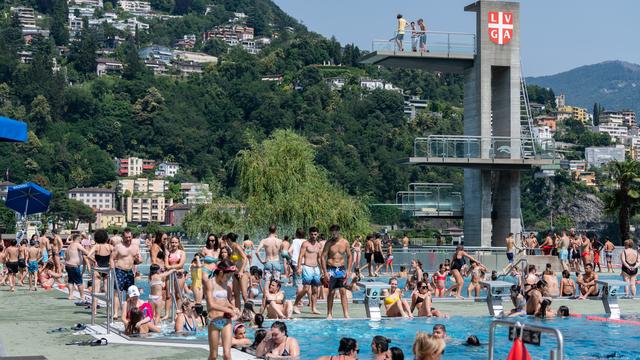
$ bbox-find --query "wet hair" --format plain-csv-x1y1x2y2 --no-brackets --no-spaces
271,321,288,336
254,313,264,328
94,229,109,244
389,346,405,360
413,332,445,359
465,335,481,346
149,264,161,278
562,270,570,279
536,280,547,289
330,224,340,232
432,324,446,334
585,263,593,269
338,337,358,355
372,335,391,353
269,279,282,290
558,305,570,317
250,267,263,278
268,224,277,234
491,271,498,281
251,329,267,349
244,234,249,241
546,263,552,269
538,299,552,316
206,234,219,250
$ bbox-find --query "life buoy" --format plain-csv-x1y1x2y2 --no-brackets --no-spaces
506,337,532,360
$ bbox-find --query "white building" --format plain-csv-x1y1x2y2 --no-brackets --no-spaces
96,58,123,76
359,78,402,93
10,7,37,29
119,0,151,16
599,111,624,126
585,146,625,168
594,123,628,143
113,18,149,34
325,77,346,91
68,0,104,7
623,110,637,128
180,183,212,205
532,125,554,143
68,187,116,211
173,51,218,64
155,162,180,177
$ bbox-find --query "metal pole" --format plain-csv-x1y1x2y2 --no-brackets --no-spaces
107,269,112,334
170,273,176,320
90,267,95,326
488,321,496,360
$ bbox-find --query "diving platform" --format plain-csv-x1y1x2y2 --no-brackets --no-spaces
360,32,475,73
410,136,558,170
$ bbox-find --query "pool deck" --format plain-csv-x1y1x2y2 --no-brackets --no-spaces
2,282,640,359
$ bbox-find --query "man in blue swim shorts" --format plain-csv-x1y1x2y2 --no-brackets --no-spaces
321,225,353,319
256,225,283,282
294,227,323,314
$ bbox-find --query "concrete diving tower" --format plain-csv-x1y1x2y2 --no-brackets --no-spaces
361,1,558,247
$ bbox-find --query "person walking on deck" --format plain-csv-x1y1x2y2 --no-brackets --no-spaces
395,14,408,51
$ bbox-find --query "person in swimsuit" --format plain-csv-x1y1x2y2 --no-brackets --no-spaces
281,236,291,280
539,233,554,256
51,234,64,275
577,263,598,300
466,260,487,298
385,241,394,274
580,235,592,270
204,259,241,360
447,245,480,299
175,298,201,333
317,337,359,360
151,231,167,270
404,259,423,292
147,264,175,324
592,237,603,272
125,307,160,335
351,236,362,271
65,234,94,301
507,285,526,317
432,264,448,297
542,263,559,297
370,335,391,360
248,266,263,300
256,225,283,283
321,224,353,319
373,235,385,276
231,323,252,347
17,239,28,286
226,232,250,309
411,280,445,317
26,238,41,291
260,279,293,319
603,237,615,273
559,270,575,297
620,239,639,297
256,321,300,359
5,239,19,291
242,234,254,272
360,234,375,277
88,230,114,295
382,277,412,318
0,245,6,287
201,234,221,276
189,254,204,305
121,285,154,327
294,226,323,315
413,333,445,360
110,228,141,319
38,261,63,289
163,236,186,320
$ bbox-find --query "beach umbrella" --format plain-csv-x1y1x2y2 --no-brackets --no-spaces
5,182,52,216
0,116,28,143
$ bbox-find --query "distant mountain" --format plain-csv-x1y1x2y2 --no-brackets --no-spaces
527,60,640,113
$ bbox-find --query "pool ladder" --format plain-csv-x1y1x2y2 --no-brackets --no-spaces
488,319,564,360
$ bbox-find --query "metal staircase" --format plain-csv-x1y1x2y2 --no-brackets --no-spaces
519,71,537,159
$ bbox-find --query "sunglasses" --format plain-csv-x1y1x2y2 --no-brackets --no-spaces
420,286,428,289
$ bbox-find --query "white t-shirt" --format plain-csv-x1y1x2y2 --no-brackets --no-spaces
290,238,306,266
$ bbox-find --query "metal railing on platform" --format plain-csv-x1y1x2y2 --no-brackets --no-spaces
414,135,557,160
371,31,475,55
488,320,564,360
90,267,114,334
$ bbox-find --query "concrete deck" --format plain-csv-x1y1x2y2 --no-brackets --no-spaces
359,51,474,73
408,156,558,170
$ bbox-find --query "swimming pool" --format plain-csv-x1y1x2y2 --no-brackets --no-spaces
147,316,640,359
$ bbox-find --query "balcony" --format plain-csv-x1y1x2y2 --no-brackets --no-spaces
360,31,475,73
410,136,558,169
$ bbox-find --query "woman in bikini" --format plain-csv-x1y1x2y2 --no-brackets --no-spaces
620,239,639,298
174,298,202,333
448,245,480,299
256,321,300,359
411,280,445,317
151,231,167,270
351,236,362,271
201,234,221,277
466,260,487,298
148,264,176,324
248,267,263,300
164,236,186,320
432,264,448,298
405,259,423,292
204,259,241,360
381,277,412,318
260,279,293,319
317,338,359,360
559,270,575,297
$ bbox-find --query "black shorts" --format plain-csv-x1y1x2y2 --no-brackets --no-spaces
114,268,135,291
328,266,346,290
66,265,83,285
572,251,581,260
18,259,26,269
365,253,372,264
374,252,385,264
7,261,19,274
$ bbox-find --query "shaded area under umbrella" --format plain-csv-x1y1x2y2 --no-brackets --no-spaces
0,116,28,143
5,182,52,216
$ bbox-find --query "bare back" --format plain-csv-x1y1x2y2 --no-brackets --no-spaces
260,236,282,262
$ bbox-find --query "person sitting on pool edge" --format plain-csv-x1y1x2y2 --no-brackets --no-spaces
559,270,576,298
260,279,294,319
535,298,555,318
382,277,412,318
411,280,446,318
316,337,359,360
577,263,599,300
507,285,526,317
525,280,545,315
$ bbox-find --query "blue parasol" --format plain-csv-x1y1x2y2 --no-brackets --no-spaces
0,116,28,142
5,182,52,216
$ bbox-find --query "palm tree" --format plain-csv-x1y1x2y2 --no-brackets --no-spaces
604,160,640,241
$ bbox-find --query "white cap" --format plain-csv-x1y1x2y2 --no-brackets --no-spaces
127,285,140,298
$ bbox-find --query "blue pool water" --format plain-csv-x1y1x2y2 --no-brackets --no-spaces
152,316,640,359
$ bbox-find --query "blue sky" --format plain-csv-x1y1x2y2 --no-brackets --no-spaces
272,0,640,77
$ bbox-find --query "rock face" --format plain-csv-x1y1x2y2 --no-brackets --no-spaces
555,191,605,228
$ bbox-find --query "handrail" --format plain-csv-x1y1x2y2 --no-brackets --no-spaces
90,266,114,334
371,30,475,55
488,319,564,360
413,135,558,160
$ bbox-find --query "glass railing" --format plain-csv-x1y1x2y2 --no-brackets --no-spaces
396,184,463,217
371,31,476,56
414,135,557,160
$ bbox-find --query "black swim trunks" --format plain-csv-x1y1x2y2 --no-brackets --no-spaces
18,259,26,269
374,251,385,264
365,252,373,264
327,266,347,290
7,261,19,274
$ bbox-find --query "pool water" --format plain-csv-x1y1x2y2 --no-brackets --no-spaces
151,316,640,359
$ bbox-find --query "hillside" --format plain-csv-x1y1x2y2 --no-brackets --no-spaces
527,60,640,113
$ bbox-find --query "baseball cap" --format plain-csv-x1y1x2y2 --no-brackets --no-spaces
127,285,140,298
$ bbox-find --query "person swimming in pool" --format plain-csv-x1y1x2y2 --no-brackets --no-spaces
255,321,300,359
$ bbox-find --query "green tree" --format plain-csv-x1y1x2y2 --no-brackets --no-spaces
28,95,52,135
235,129,370,237
69,28,98,74
603,160,640,241
122,36,148,80
50,0,69,46
0,203,17,233
183,198,246,239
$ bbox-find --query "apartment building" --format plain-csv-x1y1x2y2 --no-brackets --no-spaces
68,187,116,210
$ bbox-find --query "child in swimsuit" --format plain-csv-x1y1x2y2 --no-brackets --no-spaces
148,264,176,324
190,255,203,305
